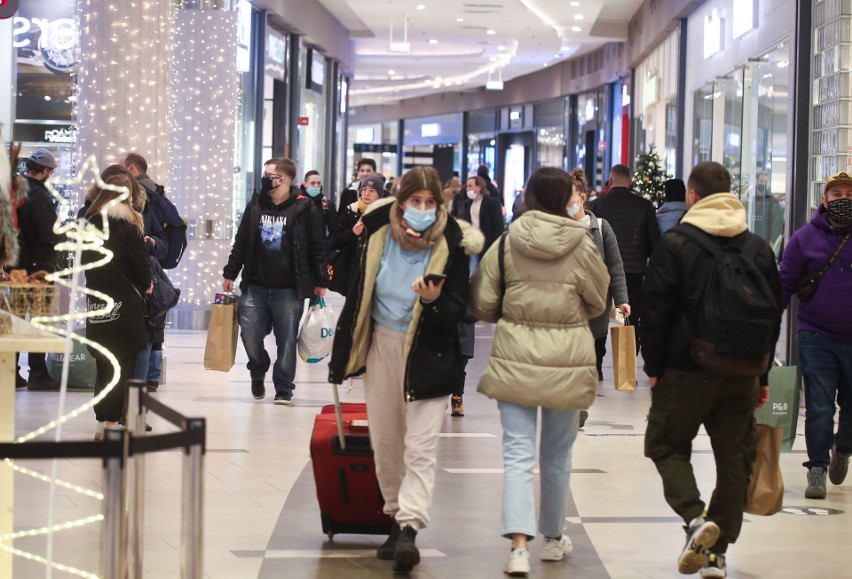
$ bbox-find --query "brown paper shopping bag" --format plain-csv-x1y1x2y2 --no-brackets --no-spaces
745,424,784,516
611,322,637,391
204,302,238,372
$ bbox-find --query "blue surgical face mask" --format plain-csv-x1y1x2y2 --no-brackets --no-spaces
306,186,322,197
403,204,437,232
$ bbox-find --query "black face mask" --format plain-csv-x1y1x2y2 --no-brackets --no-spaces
756,184,767,196
827,197,852,225
260,176,275,194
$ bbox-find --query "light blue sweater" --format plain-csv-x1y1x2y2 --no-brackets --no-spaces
372,236,432,332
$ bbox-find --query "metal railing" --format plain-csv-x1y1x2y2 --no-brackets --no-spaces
0,380,206,578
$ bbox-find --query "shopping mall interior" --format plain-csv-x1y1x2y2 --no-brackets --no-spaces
1,0,849,577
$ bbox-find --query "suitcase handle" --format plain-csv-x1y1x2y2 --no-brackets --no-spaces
332,379,347,450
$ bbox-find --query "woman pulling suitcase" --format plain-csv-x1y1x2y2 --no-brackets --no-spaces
328,166,483,573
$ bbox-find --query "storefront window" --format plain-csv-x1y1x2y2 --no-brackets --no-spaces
297,47,327,177
575,88,607,189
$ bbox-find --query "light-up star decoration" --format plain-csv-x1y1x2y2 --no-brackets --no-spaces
0,156,137,578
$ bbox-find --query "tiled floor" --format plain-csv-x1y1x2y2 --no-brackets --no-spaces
9,302,851,578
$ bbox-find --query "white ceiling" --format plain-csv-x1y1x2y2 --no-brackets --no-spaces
317,0,645,107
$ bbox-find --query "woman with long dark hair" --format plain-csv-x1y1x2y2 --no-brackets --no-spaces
470,167,609,576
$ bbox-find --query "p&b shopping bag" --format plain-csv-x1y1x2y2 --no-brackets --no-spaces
754,365,800,452
204,301,238,372
611,318,637,391
297,298,336,363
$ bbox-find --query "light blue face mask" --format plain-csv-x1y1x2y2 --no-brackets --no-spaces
403,205,437,232
306,186,322,197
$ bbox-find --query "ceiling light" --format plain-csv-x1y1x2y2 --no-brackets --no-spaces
570,1,580,5
416,4,426,9
497,45,506,51
571,26,581,32
486,29,496,35
388,69,396,75
489,57,497,61
457,17,464,22
429,39,438,44
574,14,584,20
777,60,789,68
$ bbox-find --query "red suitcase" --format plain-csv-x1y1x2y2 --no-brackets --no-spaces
310,394,393,539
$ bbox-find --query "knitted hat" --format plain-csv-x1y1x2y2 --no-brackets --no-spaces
28,148,57,169
359,173,386,193
664,178,686,202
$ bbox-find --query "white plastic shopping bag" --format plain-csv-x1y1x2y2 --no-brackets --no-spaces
297,298,336,363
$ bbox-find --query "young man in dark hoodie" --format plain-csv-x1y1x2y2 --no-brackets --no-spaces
223,158,327,405
780,171,852,500
300,169,337,238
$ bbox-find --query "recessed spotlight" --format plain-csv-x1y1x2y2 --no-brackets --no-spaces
574,14,584,20
44,95,51,101
570,1,580,5
489,57,497,61
416,4,426,9
571,26,581,32
429,39,438,44
497,45,506,51
486,29,496,35
388,69,396,75
457,17,463,22
554,54,560,58
435,76,443,82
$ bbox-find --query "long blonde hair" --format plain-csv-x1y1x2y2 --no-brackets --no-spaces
84,164,144,232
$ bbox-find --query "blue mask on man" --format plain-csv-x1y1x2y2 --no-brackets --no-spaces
403,205,437,232
306,186,322,197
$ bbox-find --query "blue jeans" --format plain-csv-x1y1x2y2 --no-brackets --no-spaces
147,347,162,382
133,343,153,382
798,330,852,468
239,285,304,395
498,401,579,540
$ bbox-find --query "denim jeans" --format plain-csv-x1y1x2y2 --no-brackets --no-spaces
798,331,852,468
147,347,162,382
239,285,304,394
498,401,579,540
133,343,153,382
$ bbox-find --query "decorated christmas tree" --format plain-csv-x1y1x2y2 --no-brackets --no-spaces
633,144,670,208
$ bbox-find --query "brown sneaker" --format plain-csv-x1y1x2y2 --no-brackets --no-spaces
451,395,464,417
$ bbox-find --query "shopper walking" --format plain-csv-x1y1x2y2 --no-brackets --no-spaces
328,166,483,574
641,161,781,577
82,165,152,440
779,171,852,500
469,167,609,577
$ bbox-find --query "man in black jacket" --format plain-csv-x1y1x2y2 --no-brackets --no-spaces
17,149,64,390
640,161,781,577
589,164,660,342
338,158,377,210
223,157,327,405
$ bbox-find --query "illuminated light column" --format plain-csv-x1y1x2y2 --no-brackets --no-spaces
168,5,238,324
76,0,174,181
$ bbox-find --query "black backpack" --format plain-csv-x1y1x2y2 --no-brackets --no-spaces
144,184,188,270
146,256,181,319
674,224,779,378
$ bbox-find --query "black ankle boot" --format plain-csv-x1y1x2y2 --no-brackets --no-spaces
393,526,420,573
376,521,401,560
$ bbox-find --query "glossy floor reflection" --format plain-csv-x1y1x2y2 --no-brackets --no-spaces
11,301,851,578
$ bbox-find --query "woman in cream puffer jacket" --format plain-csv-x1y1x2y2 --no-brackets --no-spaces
469,167,609,575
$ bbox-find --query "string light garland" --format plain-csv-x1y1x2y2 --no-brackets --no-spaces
1,157,131,577
634,144,670,209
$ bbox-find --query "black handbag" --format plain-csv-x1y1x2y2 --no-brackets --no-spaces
796,232,851,300
146,256,181,319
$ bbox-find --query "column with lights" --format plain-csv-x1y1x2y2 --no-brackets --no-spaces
168,4,239,323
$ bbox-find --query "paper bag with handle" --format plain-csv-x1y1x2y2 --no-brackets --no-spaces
744,424,784,516
611,317,637,392
204,300,239,372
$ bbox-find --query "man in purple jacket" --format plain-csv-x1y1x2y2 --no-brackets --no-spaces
780,171,852,499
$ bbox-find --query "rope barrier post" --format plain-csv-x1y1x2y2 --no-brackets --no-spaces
102,427,127,579
181,419,205,579
126,379,147,579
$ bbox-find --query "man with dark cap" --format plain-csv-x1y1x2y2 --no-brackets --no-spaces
657,179,688,234
17,149,65,390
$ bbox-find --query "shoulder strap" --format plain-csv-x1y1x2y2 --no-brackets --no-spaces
496,231,508,314
817,231,852,279
672,223,723,258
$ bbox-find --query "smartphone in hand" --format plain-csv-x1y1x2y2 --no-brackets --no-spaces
423,273,447,285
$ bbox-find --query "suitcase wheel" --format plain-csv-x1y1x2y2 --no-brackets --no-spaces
327,532,335,541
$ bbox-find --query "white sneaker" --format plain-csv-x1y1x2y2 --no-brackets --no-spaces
540,535,573,561
678,516,720,574
94,422,105,441
504,548,530,576
700,553,727,577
